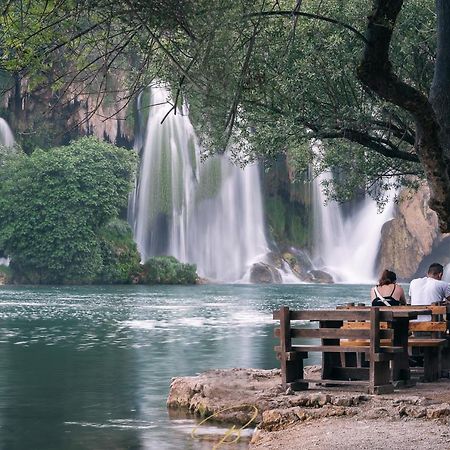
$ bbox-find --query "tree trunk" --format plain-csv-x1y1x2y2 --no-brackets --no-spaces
430,0,450,157
357,0,450,232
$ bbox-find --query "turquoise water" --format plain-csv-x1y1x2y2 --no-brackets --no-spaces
0,284,371,449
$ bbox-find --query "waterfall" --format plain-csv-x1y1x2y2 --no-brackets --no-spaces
312,171,395,283
128,85,271,282
0,118,14,147
0,118,14,266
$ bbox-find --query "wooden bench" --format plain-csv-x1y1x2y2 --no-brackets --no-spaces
273,306,404,394
338,305,449,382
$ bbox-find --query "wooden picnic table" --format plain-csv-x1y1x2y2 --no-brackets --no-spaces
338,304,449,382
331,307,432,384
274,306,433,393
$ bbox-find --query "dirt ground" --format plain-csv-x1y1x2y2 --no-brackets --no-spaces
250,416,450,449
249,379,450,450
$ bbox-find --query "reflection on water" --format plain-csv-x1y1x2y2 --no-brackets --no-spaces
0,284,370,449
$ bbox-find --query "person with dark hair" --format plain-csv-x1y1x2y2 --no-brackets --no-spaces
370,269,406,306
409,263,450,321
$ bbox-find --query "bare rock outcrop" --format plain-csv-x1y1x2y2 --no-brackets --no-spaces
379,185,445,280
249,263,283,284
167,368,450,428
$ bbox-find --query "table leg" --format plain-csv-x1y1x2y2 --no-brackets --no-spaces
392,318,410,382
320,320,343,379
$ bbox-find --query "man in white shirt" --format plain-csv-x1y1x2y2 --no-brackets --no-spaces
409,263,450,321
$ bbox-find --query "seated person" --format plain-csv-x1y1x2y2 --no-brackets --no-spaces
370,269,406,306
409,262,450,321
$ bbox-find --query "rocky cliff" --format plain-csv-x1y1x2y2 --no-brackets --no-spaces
379,184,449,280
1,72,135,152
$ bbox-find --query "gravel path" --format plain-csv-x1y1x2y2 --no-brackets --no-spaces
251,417,450,449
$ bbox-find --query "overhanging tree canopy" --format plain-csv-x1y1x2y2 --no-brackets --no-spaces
2,0,450,229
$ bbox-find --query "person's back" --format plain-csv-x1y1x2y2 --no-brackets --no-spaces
409,276,450,305
409,263,450,321
371,269,406,306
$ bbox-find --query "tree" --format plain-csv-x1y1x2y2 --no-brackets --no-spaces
2,1,450,229
0,137,137,283
356,0,450,231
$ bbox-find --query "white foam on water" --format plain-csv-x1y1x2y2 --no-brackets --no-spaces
121,320,159,330
64,420,156,430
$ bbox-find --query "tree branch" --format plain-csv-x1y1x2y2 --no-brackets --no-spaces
317,128,419,163
245,10,368,44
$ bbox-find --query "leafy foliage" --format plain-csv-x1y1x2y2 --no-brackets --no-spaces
0,264,12,284
141,256,197,284
96,219,141,284
0,0,437,206
0,137,137,284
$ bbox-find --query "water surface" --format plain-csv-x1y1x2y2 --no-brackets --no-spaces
0,284,371,449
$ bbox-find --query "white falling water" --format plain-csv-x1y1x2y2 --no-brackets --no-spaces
129,85,272,282
312,171,395,283
0,118,14,147
0,118,14,266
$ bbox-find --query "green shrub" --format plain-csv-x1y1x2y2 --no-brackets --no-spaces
96,219,141,284
142,256,197,284
0,137,137,284
0,265,11,284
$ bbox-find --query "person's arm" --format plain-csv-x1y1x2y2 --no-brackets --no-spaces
444,283,450,303
398,286,407,305
408,282,413,305
370,287,375,301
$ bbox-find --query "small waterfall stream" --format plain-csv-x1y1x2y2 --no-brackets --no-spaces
128,86,271,282
0,118,14,266
0,118,14,147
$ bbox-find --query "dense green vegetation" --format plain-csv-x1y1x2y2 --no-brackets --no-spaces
2,1,450,231
141,256,198,285
0,137,138,284
96,219,142,284
0,264,12,284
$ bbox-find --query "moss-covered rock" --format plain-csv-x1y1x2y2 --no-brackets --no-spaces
263,156,312,250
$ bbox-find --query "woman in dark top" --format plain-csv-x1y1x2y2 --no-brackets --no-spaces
370,269,406,306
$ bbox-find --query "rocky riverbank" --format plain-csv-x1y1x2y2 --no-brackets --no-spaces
167,368,450,449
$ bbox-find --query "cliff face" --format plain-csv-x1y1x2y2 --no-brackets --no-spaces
2,73,135,152
68,86,134,147
378,185,445,280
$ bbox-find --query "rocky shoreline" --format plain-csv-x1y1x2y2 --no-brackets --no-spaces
167,368,450,449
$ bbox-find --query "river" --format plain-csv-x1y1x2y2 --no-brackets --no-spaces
0,284,371,449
